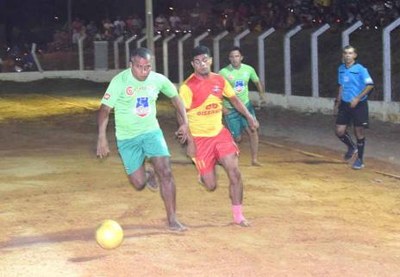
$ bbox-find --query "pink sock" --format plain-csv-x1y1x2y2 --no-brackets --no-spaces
232,205,245,224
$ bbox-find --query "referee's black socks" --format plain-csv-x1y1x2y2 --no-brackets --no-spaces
357,138,365,161
337,132,357,150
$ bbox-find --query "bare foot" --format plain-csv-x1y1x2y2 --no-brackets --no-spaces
145,169,158,192
235,219,251,227
168,220,187,232
251,161,263,167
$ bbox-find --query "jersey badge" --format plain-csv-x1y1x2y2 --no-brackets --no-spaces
103,93,111,100
212,85,222,94
135,97,150,117
234,80,245,93
126,86,134,96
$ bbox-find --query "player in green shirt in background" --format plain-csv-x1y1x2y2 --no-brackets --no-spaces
219,46,266,166
96,47,188,231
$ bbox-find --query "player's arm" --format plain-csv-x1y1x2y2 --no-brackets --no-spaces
350,84,374,108
97,104,112,158
229,95,259,131
170,95,189,144
177,84,196,158
254,80,267,107
333,85,342,116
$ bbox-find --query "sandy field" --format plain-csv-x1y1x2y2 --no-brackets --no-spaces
0,84,399,277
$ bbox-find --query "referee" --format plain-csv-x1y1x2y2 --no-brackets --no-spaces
334,45,374,170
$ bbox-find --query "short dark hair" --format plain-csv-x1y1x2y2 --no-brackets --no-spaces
343,45,357,54
229,46,242,55
130,47,152,60
191,45,211,59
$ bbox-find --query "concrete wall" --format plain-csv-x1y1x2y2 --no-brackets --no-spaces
1,70,399,123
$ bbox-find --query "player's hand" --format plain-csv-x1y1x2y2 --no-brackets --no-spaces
175,124,189,144
258,93,267,107
186,136,196,158
350,97,360,108
96,137,110,159
248,116,259,131
333,99,339,117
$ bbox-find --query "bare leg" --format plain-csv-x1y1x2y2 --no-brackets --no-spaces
219,153,249,227
245,127,261,166
150,156,186,231
127,164,148,190
199,169,217,191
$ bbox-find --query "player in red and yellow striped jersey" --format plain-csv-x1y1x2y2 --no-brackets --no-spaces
178,46,258,227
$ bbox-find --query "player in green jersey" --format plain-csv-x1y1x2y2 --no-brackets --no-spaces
96,47,189,231
219,46,266,166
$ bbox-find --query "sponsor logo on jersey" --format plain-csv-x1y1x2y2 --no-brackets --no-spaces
234,80,245,93
135,97,150,117
126,86,134,96
212,86,222,94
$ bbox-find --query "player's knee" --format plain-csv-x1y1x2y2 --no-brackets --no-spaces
335,129,345,138
128,177,146,190
155,166,173,181
204,181,217,191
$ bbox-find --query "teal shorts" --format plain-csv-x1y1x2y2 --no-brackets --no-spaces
117,129,170,175
224,102,256,139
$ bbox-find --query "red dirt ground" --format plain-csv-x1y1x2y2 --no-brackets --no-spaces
0,91,399,277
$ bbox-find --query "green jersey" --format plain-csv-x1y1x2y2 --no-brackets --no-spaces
219,63,259,109
101,68,178,140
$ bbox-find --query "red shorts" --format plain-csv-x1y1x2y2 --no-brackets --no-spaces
193,127,239,175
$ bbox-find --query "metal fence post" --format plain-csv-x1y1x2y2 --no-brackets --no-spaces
311,24,330,98
78,35,87,70
178,33,192,84
257,28,275,90
382,17,400,103
114,36,124,70
234,29,250,47
194,31,209,47
342,20,363,48
162,34,176,78
125,35,137,68
31,43,43,72
284,25,302,96
212,30,229,72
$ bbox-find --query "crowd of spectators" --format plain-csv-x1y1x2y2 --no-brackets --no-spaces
4,0,400,55
43,0,400,52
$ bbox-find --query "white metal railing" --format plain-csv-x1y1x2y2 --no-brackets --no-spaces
311,24,330,98
258,28,275,90
163,34,176,78
382,17,400,103
10,18,400,107
284,25,302,96
212,30,229,72
234,29,250,47
342,20,363,48
178,33,192,83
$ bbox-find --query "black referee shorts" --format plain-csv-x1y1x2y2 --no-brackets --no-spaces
336,100,369,128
